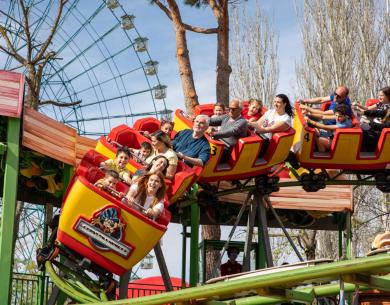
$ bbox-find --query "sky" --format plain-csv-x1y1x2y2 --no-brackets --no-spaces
0,0,304,282
122,0,304,280
125,0,303,112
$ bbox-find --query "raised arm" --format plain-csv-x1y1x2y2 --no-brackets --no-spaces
300,95,331,104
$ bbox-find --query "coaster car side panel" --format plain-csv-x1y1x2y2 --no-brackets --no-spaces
173,108,295,182
292,103,390,169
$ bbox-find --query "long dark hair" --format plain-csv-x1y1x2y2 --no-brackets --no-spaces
145,155,169,176
276,93,294,117
133,171,166,207
151,130,172,149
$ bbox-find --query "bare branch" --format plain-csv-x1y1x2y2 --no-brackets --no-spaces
0,26,25,63
39,99,82,107
33,0,68,63
153,0,217,34
19,0,32,61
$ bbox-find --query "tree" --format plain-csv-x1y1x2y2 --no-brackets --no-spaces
0,0,80,110
152,0,231,109
295,0,390,258
230,3,279,106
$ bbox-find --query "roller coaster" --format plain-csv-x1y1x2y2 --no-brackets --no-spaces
1,70,390,304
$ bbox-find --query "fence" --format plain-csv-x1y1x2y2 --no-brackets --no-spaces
11,273,53,305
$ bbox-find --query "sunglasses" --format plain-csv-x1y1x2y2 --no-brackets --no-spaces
228,107,239,111
334,92,345,99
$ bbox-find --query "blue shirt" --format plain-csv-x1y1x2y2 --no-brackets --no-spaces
324,94,353,125
172,129,210,166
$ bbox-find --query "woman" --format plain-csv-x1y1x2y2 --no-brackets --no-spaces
249,94,293,156
145,130,178,179
354,87,390,111
133,155,169,181
360,108,390,152
125,171,166,219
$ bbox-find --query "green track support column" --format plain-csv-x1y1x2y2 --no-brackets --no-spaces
0,117,21,305
57,163,73,305
38,205,49,305
345,212,352,259
181,225,187,288
189,201,199,287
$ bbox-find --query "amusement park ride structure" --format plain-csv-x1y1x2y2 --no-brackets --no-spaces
0,1,390,304
0,69,390,305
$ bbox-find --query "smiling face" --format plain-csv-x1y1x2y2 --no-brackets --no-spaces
151,157,168,172
161,122,173,136
213,105,225,116
193,116,208,134
378,90,390,103
140,147,152,159
115,152,129,169
248,100,261,115
228,100,241,119
105,176,118,188
334,87,348,102
273,97,286,113
147,174,162,195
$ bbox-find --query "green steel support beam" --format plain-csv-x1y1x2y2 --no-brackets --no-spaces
189,201,200,287
338,228,343,258
181,225,187,288
38,204,49,305
82,254,390,305
346,273,390,292
0,117,21,305
346,212,352,259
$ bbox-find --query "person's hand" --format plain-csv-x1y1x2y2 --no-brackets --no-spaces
248,117,257,123
208,128,216,137
145,208,154,218
177,152,185,159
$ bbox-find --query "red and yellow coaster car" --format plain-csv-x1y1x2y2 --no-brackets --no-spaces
57,151,170,276
173,104,295,182
95,124,200,203
292,102,390,170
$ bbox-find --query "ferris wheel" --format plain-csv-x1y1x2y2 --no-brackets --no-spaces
0,0,169,137
0,0,169,274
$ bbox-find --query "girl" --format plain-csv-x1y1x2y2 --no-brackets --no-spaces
242,98,263,122
125,171,166,219
133,155,169,181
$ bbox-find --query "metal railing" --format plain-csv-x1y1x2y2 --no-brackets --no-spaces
11,273,54,305
127,282,183,299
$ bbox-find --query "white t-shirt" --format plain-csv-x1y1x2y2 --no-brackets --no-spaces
129,184,164,214
260,109,291,139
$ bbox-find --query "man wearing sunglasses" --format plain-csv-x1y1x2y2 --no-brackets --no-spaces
300,86,353,125
208,100,248,163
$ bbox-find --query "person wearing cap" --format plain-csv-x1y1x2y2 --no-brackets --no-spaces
220,246,242,276
145,130,178,180
208,100,248,163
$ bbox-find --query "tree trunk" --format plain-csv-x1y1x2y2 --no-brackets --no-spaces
298,230,317,260
201,224,221,281
167,0,199,114
215,1,231,107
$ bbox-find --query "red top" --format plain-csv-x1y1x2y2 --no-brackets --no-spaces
241,108,262,121
220,260,242,276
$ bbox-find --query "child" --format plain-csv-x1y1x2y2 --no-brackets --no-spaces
130,141,152,165
160,120,174,138
242,98,263,122
100,147,132,185
306,104,352,152
211,102,226,118
94,170,120,191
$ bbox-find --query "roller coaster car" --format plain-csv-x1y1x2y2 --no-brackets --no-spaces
173,104,295,182
56,151,171,276
95,125,200,203
292,101,390,170
133,117,161,135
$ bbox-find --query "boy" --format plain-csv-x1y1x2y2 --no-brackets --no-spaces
305,104,352,152
130,141,152,165
94,169,120,190
100,147,132,184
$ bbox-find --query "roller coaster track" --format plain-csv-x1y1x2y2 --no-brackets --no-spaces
46,252,390,304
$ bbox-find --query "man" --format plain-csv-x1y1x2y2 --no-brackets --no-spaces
173,114,210,167
220,246,242,276
300,86,353,125
208,100,248,163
